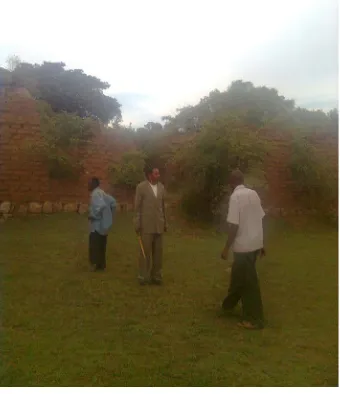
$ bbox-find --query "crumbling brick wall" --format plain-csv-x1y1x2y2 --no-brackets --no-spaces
164,128,338,218
0,87,338,218
0,87,136,216
260,128,338,215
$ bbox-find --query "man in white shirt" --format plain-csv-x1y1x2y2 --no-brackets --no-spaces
221,169,265,329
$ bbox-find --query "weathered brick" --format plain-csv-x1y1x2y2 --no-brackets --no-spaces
1,88,337,219
63,203,78,213
78,204,88,214
17,204,28,215
0,201,12,214
53,202,63,213
42,201,53,214
28,202,42,213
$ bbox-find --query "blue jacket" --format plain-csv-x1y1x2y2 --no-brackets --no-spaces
89,187,116,235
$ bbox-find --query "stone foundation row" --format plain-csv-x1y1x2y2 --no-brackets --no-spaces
0,200,134,220
0,201,331,222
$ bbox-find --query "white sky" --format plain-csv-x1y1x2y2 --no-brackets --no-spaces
0,0,338,126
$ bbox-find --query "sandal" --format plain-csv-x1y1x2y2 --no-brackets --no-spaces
237,321,263,330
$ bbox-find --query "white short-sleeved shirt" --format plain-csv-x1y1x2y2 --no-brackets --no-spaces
227,185,265,253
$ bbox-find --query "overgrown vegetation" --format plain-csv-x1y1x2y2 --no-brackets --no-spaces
161,80,337,134
169,116,267,221
27,102,94,180
109,151,146,189
289,135,337,222
130,80,337,223
3,55,338,222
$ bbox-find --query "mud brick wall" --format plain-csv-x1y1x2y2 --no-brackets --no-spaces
166,128,338,218
0,87,338,219
259,128,338,216
0,87,136,216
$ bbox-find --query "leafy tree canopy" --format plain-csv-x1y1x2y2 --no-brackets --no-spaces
161,80,337,133
10,60,121,124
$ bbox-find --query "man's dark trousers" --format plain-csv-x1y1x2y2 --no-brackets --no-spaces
222,250,264,326
89,231,107,270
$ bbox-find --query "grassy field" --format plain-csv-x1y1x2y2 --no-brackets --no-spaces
0,213,338,386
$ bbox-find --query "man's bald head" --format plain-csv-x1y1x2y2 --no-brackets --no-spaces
229,169,244,189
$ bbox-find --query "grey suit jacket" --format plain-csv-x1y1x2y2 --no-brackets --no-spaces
134,180,167,234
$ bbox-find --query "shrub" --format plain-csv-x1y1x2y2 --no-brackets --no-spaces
109,151,146,189
170,115,267,222
289,136,337,220
26,102,93,179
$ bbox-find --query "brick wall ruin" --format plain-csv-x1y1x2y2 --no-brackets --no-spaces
0,87,136,218
260,128,338,216
0,87,338,220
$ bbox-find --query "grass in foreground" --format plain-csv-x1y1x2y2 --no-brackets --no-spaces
0,213,338,386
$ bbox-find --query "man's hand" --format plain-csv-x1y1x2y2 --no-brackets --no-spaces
222,223,238,261
221,247,229,261
259,248,266,258
135,228,141,236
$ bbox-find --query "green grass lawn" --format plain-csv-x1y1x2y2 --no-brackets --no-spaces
0,213,338,386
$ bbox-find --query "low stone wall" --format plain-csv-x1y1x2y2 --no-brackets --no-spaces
0,200,135,221
0,199,333,226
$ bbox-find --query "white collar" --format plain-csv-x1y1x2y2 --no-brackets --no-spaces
234,184,245,191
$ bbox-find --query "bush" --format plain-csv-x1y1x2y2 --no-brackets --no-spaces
109,151,146,189
45,154,85,180
133,128,177,181
26,102,93,179
170,115,267,222
0,67,12,85
289,136,337,219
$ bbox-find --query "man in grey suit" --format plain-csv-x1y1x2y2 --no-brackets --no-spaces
134,167,167,285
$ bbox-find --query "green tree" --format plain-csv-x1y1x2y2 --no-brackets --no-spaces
0,67,13,86
26,102,94,179
12,61,121,124
327,108,338,132
289,136,337,212
109,151,146,189
171,115,266,222
163,80,296,132
144,122,163,133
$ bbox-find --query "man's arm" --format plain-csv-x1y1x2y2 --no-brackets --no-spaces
260,200,266,257
107,195,117,223
108,195,116,212
224,223,239,250
221,194,239,260
88,192,106,221
134,184,143,233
